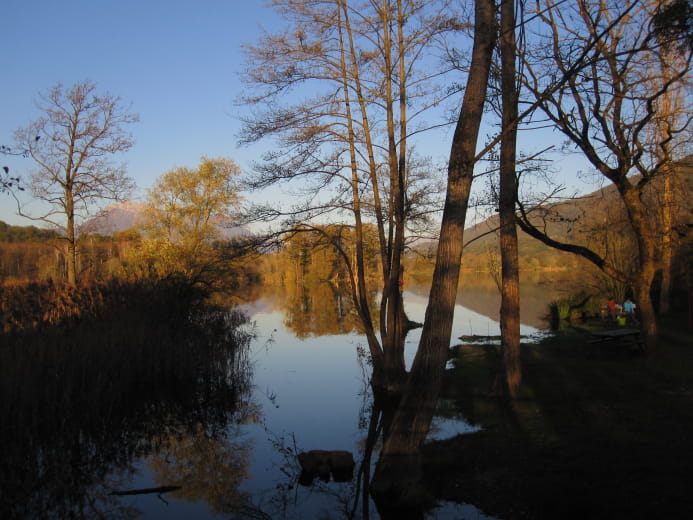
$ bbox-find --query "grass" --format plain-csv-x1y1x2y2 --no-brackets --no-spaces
423,312,693,519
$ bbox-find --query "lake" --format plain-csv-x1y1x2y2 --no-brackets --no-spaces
0,274,571,519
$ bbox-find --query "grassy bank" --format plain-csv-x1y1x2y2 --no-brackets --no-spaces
424,314,693,519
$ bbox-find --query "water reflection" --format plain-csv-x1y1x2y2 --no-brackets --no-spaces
241,281,505,520
408,270,582,330
0,275,532,519
0,306,255,519
147,424,251,514
271,279,379,337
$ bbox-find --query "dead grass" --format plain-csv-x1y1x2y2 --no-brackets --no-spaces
0,278,204,332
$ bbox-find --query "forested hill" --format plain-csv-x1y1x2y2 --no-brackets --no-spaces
456,156,693,271
0,221,60,242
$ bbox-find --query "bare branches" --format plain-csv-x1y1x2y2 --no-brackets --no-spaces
12,80,138,283
514,0,692,344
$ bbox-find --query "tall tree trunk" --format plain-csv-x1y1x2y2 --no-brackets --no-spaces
659,163,673,315
499,0,521,398
371,0,496,509
337,5,385,370
340,0,388,276
622,187,659,347
379,0,408,392
66,190,77,284
651,51,682,316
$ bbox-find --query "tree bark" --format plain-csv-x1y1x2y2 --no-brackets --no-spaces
499,0,521,398
65,186,77,285
380,0,409,391
621,185,659,347
659,164,673,315
337,6,385,370
371,1,496,507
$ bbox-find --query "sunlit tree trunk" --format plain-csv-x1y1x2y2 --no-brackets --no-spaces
372,0,496,510
622,186,659,344
380,0,409,391
659,164,674,315
340,0,388,276
337,6,385,369
652,56,684,315
499,0,521,398
65,184,77,284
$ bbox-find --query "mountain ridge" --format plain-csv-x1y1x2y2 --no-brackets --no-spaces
79,201,249,239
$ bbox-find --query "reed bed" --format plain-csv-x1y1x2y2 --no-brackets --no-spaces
0,278,254,518
0,278,207,333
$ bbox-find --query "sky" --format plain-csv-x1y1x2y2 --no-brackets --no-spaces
1,0,289,226
1,0,587,229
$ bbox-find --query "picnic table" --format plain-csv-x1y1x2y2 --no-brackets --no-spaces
588,328,645,353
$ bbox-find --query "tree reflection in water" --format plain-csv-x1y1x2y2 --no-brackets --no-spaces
148,423,251,514
0,277,507,519
248,278,498,520
0,305,256,519
275,277,379,338
258,383,460,520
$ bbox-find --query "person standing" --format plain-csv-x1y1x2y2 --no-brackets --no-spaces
606,297,621,321
623,298,637,323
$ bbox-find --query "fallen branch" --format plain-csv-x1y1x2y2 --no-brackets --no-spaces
110,485,181,496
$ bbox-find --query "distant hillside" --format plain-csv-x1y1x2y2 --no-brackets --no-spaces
79,201,146,235
454,155,693,270
0,221,61,242
79,201,250,239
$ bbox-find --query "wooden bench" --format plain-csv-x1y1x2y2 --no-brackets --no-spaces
588,328,646,354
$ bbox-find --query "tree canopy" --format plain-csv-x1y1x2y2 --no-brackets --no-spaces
136,157,244,287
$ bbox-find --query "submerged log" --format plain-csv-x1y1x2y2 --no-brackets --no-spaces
110,485,181,496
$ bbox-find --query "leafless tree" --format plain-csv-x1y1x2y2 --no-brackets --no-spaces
14,80,138,284
373,0,497,478
517,0,692,347
239,0,463,391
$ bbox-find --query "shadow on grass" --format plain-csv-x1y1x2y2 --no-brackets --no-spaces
424,314,693,519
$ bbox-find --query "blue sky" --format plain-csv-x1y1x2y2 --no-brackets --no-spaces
1,0,286,225
1,0,588,229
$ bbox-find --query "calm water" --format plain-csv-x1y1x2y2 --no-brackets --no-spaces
1,276,564,519
122,282,546,519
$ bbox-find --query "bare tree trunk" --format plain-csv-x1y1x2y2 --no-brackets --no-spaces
340,0,388,275
499,0,521,398
337,6,385,371
65,190,77,285
622,187,659,348
659,164,673,315
649,49,684,316
371,0,496,509
380,0,408,391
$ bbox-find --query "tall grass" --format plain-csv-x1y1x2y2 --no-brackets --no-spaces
0,278,208,333
0,278,255,518
547,291,603,329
